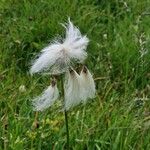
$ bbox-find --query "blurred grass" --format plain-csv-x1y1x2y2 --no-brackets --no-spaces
1,0,150,149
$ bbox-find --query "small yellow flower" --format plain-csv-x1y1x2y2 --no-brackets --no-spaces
26,130,37,139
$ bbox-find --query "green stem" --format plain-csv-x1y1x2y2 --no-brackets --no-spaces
61,75,70,150
64,109,69,149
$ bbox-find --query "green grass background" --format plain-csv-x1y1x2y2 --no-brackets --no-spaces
1,0,150,149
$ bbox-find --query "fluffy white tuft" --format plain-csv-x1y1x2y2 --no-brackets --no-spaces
80,66,96,102
30,43,67,75
64,67,96,110
63,19,89,63
32,83,59,111
64,70,82,110
30,19,89,75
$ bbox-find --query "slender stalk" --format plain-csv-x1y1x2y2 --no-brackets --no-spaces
61,75,70,150
64,108,69,149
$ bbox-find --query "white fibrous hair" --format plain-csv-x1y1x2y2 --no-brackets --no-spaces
64,70,82,110
63,19,89,63
32,81,59,111
80,66,96,103
30,19,89,75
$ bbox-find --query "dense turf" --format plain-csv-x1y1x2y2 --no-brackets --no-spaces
1,0,150,149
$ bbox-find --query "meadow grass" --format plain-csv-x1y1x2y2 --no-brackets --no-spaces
1,0,150,149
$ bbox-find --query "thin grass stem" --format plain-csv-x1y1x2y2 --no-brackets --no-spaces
61,75,70,150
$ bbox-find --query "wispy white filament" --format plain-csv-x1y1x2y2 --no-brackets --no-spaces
80,66,96,102
30,19,89,75
64,70,82,110
32,83,59,111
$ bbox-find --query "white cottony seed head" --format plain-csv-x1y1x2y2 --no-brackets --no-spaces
32,81,59,111
80,66,96,102
30,19,89,75
64,66,96,110
64,69,82,110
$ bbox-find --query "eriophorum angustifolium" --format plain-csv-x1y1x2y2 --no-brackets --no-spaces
3,1,150,149
64,67,96,110
32,80,59,111
30,19,96,111
30,18,89,75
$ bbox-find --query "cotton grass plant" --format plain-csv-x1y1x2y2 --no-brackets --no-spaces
30,19,96,149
